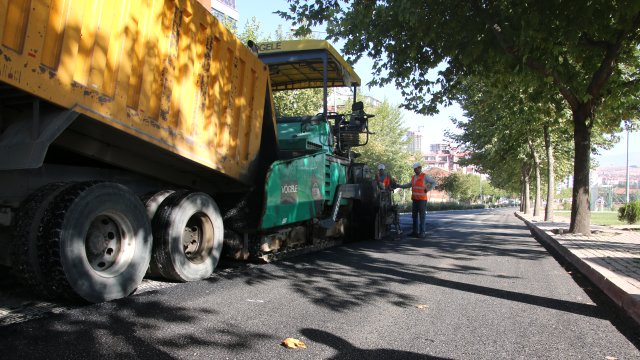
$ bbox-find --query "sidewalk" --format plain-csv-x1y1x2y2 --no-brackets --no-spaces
515,212,640,326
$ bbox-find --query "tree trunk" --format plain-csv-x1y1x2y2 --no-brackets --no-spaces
520,174,525,212
543,123,555,222
520,175,525,212
522,163,531,214
525,174,531,214
527,138,542,217
569,110,591,234
534,162,541,217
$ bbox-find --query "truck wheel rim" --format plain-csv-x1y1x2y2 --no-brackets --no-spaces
85,212,134,276
182,212,214,264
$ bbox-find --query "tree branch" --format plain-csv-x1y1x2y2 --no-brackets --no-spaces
580,35,614,50
622,77,640,89
473,1,580,111
586,10,640,104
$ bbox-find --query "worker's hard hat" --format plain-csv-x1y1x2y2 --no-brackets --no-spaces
413,162,422,169
377,164,385,170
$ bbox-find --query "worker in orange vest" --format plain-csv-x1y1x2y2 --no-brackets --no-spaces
376,164,394,190
398,162,437,238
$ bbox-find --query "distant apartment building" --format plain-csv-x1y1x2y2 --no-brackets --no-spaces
597,166,640,186
406,127,425,154
422,142,477,174
196,0,238,29
429,143,449,153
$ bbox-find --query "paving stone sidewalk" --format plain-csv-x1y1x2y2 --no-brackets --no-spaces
515,212,640,326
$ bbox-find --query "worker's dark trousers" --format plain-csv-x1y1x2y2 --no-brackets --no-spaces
412,200,427,235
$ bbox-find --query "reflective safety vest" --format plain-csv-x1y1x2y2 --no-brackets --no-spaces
411,173,429,201
376,173,391,189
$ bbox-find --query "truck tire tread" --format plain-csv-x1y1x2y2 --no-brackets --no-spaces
10,182,73,298
151,191,223,282
39,181,152,302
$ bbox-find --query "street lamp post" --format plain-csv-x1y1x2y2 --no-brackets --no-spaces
626,125,630,204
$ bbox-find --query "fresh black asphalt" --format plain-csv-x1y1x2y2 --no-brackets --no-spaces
0,208,638,359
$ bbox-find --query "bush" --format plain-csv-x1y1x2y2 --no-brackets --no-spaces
618,200,640,224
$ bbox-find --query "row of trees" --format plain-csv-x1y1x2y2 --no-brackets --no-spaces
280,0,640,234
438,173,511,205
450,76,579,220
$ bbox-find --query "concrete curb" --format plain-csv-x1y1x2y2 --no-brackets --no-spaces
515,212,640,327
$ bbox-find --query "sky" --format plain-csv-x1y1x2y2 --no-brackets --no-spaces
235,0,639,167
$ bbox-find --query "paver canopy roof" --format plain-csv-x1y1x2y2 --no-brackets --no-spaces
258,40,361,91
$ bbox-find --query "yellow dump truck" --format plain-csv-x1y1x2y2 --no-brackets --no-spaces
0,0,278,302
0,0,386,303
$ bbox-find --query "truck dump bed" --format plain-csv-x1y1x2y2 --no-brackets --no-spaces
0,0,272,185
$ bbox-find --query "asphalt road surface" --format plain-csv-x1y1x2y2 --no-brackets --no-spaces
0,208,639,359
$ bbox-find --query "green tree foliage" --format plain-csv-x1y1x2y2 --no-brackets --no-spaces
618,200,640,224
451,75,577,217
235,16,271,44
232,15,324,118
558,187,574,200
257,19,324,117
357,99,413,183
439,173,486,204
481,180,510,203
279,0,640,234
272,89,324,117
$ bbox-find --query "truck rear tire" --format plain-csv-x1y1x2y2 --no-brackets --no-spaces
141,189,177,220
150,192,223,282
10,182,73,297
141,189,178,279
39,182,152,303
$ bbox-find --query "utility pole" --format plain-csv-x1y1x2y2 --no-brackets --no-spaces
626,124,630,204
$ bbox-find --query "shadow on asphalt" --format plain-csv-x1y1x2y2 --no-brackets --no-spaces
527,226,640,350
211,213,605,321
0,296,275,359
224,241,606,320
301,328,451,360
0,209,632,357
